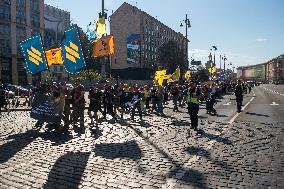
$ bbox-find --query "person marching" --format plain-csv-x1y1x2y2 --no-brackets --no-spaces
71,78,85,130
88,83,102,126
186,80,202,132
235,80,244,113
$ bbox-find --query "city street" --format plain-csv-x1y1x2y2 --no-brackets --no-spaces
0,84,283,189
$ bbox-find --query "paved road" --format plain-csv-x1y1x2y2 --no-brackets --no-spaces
0,85,283,189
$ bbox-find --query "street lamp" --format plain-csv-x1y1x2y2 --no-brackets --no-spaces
180,14,191,68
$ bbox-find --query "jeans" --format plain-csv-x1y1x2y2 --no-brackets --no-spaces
131,103,142,120
157,100,163,114
173,96,179,111
188,102,199,130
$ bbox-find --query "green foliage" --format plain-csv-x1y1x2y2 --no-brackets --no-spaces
70,68,100,81
158,40,187,72
194,67,210,82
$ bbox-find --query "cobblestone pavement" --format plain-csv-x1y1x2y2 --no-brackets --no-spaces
0,92,283,188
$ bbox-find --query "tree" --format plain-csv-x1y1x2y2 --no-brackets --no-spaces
158,40,186,73
70,68,100,81
194,67,210,82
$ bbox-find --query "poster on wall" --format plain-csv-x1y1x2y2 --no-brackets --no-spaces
127,34,140,64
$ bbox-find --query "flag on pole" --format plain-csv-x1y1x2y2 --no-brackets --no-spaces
45,47,63,66
95,17,106,39
171,67,181,81
184,70,191,80
20,35,48,74
61,25,86,74
208,66,217,73
86,22,96,40
92,35,115,57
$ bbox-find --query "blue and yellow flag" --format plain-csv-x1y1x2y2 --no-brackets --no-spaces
20,35,48,74
61,25,86,74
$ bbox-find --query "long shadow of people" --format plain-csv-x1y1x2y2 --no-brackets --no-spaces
39,131,73,146
94,140,141,160
0,129,40,163
43,152,91,189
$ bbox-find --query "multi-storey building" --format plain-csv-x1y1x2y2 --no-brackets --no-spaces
110,2,187,80
237,54,284,83
0,0,44,85
44,4,70,81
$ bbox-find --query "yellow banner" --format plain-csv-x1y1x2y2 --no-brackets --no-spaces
45,47,63,66
208,66,216,73
95,17,106,38
171,67,180,81
184,70,191,80
93,35,115,58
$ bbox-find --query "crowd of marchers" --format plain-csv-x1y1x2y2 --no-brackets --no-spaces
0,79,257,135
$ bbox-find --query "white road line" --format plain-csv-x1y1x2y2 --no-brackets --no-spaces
162,92,256,189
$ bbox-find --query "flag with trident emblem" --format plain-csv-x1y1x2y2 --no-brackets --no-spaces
20,35,48,74
61,25,86,74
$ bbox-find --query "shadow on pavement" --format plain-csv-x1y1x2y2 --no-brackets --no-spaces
39,131,73,146
94,140,141,160
171,167,207,188
198,129,233,145
245,112,270,117
0,129,39,163
43,152,90,189
215,114,228,118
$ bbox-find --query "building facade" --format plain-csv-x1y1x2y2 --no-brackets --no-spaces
237,54,284,83
0,0,44,85
110,2,187,79
44,4,70,81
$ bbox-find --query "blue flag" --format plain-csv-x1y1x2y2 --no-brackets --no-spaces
86,22,96,40
20,35,48,74
61,25,86,74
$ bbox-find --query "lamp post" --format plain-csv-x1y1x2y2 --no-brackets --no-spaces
99,0,108,81
180,14,191,70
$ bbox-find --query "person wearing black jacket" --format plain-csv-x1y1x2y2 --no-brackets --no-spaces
130,86,143,121
235,80,244,113
102,85,116,121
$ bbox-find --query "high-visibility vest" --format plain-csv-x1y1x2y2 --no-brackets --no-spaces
186,88,199,104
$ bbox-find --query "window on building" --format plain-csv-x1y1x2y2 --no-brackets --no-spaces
16,7,26,24
30,0,39,12
16,26,26,53
31,13,40,27
1,58,11,71
0,2,11,20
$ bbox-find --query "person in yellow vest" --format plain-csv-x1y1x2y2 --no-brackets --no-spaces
186,80,203,132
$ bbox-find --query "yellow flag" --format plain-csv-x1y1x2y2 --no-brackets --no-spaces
154,70,168,86
208,66,216,73
45,47,63,66
171,67,180,81
93,35,115,58
95,17,106,38
184,70,191,80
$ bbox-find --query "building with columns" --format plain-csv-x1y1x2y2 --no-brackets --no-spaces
0,0,44,85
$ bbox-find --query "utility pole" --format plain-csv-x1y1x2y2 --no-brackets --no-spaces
99,0,107,81
223,55,227,80
180,14,191,73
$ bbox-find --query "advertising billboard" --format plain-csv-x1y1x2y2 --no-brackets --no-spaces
127,34,140,65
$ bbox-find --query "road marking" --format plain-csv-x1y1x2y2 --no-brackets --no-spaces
223,102,231,106
162,93,256,189
270,102,279,106
261,86,284,97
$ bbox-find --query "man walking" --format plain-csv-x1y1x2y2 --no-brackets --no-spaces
235,80,244,113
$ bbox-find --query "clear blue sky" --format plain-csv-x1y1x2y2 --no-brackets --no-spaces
45,0,284,69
